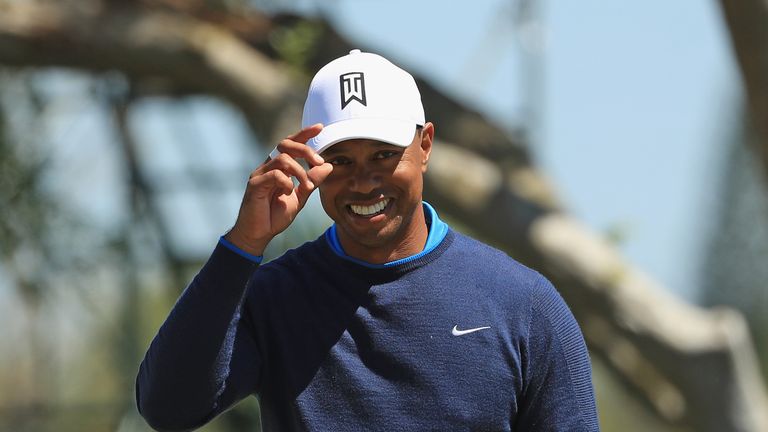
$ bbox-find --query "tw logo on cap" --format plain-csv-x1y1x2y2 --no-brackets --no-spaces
340,72,367,109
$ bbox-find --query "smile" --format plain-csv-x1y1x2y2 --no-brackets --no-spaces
349,198,390,217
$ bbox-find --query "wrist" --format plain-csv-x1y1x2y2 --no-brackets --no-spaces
224,228,270,257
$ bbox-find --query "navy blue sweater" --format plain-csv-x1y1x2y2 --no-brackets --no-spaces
136,228,599,431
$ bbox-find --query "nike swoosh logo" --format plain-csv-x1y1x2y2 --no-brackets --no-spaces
451,325,491,336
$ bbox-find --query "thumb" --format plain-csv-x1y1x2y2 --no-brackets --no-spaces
297,163,333,208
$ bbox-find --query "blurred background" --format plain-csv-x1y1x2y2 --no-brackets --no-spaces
1,0,767,431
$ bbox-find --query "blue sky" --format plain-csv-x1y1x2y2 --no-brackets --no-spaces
315,0,740,300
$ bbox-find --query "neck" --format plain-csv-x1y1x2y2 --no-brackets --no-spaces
338,204,428,265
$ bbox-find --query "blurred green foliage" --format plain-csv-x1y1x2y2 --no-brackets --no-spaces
269,20,323,73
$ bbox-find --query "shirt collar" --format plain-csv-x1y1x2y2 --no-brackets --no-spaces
324,201,449,268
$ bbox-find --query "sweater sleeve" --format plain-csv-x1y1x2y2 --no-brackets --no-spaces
136,241,263,431
515,276,600,431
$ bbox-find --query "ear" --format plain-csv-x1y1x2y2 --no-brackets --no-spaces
419,122,434,173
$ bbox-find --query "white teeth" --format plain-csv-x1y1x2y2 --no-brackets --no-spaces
350,199,390,216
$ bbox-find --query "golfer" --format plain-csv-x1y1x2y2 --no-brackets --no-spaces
136,49,600,431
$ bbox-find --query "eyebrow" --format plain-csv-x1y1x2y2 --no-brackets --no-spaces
321,141,397,156
320,147,344,157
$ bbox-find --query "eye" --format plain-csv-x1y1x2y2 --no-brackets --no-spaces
373,150,399,160
327,156,351,166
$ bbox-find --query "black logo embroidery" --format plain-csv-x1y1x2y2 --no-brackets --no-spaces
340,72,366,109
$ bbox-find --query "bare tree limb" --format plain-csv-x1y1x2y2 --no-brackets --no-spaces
1,2,767,430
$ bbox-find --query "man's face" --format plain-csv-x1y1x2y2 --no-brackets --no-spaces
318,123,433,258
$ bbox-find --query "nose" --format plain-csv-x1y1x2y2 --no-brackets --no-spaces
347,163,381,194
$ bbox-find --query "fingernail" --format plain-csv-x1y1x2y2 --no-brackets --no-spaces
314,154,324,164
307,181,315,189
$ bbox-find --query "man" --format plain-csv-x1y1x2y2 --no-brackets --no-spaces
136,49,600,431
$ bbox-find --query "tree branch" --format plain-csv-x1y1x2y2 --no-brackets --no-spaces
0,1,301,134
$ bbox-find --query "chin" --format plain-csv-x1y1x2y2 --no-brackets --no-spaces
340,217,404,248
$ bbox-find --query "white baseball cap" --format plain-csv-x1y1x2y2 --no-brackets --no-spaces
271,49,425,158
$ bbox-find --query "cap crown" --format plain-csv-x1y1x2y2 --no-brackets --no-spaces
301,50,425,151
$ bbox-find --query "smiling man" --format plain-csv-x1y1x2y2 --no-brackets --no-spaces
136,50,600,431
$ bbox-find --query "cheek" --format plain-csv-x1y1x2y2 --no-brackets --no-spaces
392,162,424,192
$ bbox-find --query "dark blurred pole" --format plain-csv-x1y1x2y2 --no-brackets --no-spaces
516,0,546,149
719,0,768,182
0,79,56,431
108,86,146,427
111,86,189,292
700,111,768,388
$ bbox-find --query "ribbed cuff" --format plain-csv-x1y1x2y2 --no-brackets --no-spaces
218,236,263,264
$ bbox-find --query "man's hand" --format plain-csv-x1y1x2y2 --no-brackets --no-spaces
225,124,332,256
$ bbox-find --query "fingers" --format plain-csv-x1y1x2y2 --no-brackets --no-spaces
249,168,294,198
262,153,314,189
272,124,325,167
275,140,324,167
250,124,327,203
296,162,333,207
286,123,323,144
307,162,334,187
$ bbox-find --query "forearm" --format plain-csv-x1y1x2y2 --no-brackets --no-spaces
136,241,261,431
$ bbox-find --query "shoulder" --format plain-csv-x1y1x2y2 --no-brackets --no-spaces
442,231,584,360
437,230,564,322
451,233,580,347
447,231,549,292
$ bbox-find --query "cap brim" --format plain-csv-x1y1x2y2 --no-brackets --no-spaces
307,118,419,154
